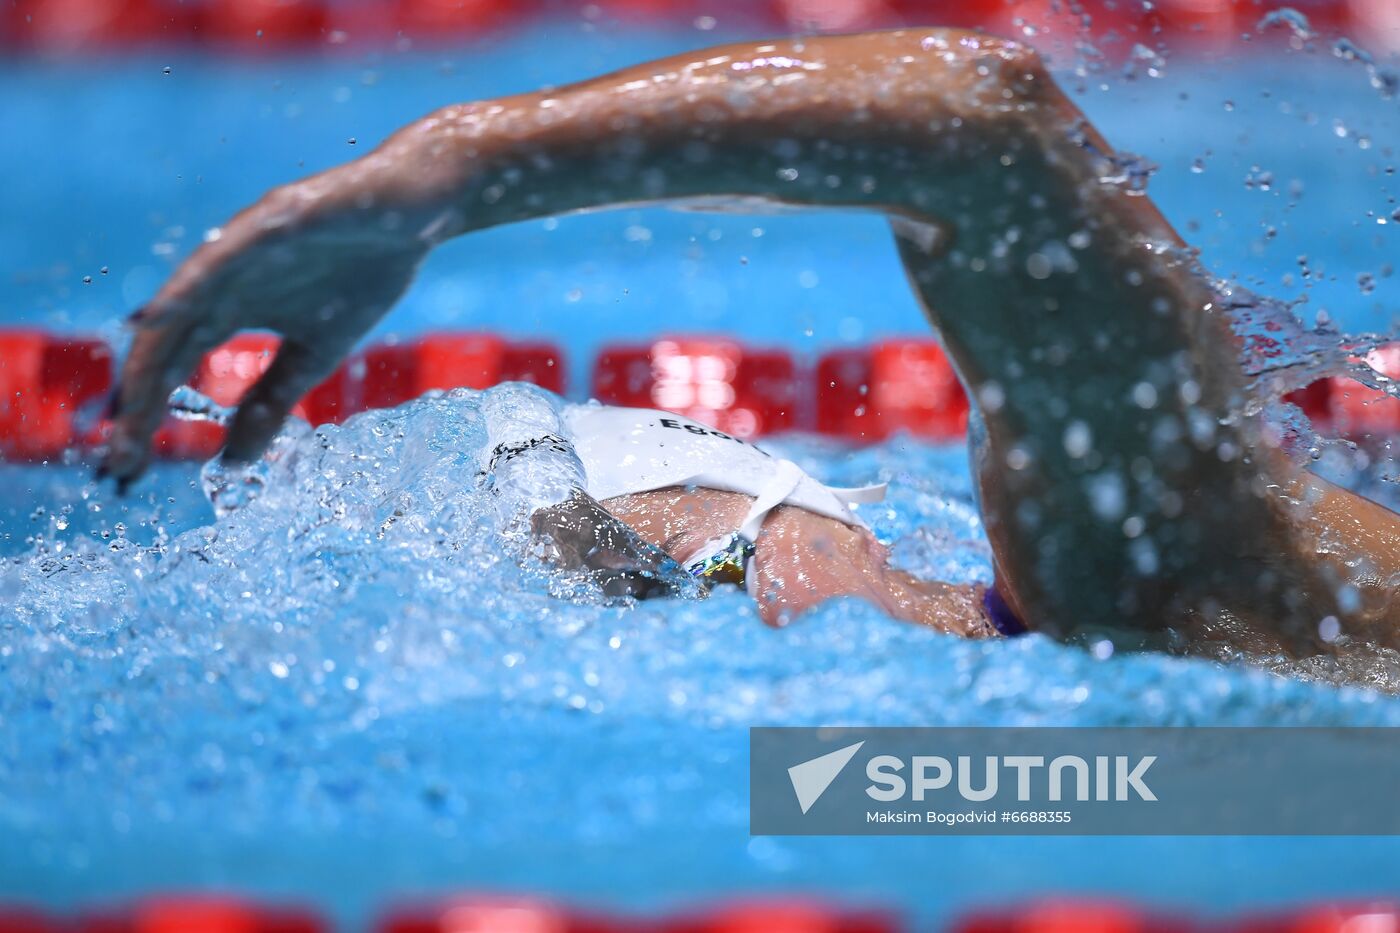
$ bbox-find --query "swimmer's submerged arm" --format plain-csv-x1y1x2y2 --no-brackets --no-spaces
479,384,696,600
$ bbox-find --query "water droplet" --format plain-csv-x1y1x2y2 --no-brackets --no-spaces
1098,151,1158,196
1334,37,1371,65
1332,37,1397,100
1063,421,1093,459
979,382,1005,413
1121,44,1167,81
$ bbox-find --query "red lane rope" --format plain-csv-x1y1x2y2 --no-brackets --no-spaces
1,0,1392,55
0,328,1394,462
7,897,1400,933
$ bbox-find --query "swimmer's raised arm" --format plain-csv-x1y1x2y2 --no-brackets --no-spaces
105,28,1396,648
106,29,1195,482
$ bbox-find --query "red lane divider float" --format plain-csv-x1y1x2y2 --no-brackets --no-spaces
154,333,287,460
78,897,326,933
198,0,327,47
953,899,1198,933
393,0,521,41
379,897,899,933
0,328,563,463
593,336,797,440
662,900,900,933
1328,345,1400,439
1232,901,1400,932
0,0,191,51
379,896,624,933
2,0,1394,53
0,905,64,933
815,338,968,442
159,331,565,460
300,333,564,426
0,330,111,462
6,328,1400,463
1284,344,1400,440
7,898,1400,933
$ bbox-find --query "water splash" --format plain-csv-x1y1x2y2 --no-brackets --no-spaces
1070,120,1160,196
167,384,233,425
1218,282,1395,405
1256,7,1316,43
5,385,1400,917
1121,44,1167,81
1332,38,1399,100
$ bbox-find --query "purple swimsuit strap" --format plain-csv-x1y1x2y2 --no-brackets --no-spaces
982,584,1028,637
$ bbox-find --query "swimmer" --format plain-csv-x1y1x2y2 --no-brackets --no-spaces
99,28,1400,655
476,384,998,636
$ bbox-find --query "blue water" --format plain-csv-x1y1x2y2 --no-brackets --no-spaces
4,16,1400,932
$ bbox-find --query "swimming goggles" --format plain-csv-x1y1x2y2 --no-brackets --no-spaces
685,531,756,591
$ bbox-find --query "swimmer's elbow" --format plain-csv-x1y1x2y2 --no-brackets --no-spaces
895,29,1059,119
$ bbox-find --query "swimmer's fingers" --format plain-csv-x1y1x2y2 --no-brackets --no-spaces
101,301,229,491
101,192,424,487
98,209,300,488
221,338,344,465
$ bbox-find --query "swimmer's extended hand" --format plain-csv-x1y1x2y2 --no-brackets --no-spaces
100,169,431,490
530,489,699,601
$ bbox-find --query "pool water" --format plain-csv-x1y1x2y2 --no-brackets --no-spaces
6,388,1400,928
3,16,1400,931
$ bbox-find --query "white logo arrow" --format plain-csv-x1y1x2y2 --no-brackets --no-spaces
788,741,865,814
